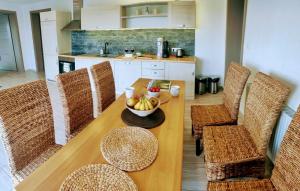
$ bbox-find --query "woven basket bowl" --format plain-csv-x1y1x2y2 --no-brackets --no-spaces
126,97,160,117
59,164,138,191
101,127,159,172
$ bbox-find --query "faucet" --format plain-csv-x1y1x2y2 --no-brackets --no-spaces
104,42,109,55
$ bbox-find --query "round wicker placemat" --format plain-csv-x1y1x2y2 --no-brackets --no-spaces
158,91,171,104
121,108,165,129
101,127,159,172
59,164,137,191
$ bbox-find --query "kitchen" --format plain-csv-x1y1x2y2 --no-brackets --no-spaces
46,0,196,99
1,0,300,190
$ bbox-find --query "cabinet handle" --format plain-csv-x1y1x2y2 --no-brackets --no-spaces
192,72,195,76
152,64,157,67
154,72,157,74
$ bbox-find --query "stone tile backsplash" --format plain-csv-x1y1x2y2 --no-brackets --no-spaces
72,29,195,56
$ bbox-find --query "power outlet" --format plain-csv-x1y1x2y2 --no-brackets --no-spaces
171,48,180,54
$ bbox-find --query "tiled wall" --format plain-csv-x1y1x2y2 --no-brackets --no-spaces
72,29,195,56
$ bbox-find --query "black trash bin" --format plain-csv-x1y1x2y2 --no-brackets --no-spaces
208,76,220,94
195,76,208,95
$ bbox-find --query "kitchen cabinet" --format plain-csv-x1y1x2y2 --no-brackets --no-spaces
114,60,142,95
43,55,59,81
166,62,195,99
141,61,165,80
72,56,195,99
40,11,71,81
81,6,121,30
168,1,196,28
75,57,115,91
40,21,58,56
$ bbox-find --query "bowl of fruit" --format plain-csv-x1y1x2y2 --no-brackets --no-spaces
126,96,160,117
147,86,160,98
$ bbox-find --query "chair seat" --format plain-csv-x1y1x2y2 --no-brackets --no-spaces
208,179,276,191
203,125,265,181
191,104,236,138
13,144,62,185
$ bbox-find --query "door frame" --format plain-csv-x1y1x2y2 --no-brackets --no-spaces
0,9,24,72
30,8,51,73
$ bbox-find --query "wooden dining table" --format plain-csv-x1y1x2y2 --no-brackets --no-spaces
16,78,185,191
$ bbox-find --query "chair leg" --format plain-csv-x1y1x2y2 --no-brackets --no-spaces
192,126,194,136
196,138,202,156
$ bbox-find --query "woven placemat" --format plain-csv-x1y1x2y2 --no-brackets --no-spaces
101,126,159,172
158,91,171,104
59,164,137,191
121,108,165,129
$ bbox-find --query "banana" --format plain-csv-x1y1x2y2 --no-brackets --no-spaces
144,98,149,110
145,99,154,110
139,99,145,110
134,100,141,110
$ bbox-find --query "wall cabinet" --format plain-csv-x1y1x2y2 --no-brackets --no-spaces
81,1,195,29
166,62,195,99
114,60,142,95
168,1,196,28
81,6,121,30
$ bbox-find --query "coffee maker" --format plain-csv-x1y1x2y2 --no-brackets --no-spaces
162,41,169,58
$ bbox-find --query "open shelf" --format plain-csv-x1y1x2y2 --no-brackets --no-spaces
121,14,168,19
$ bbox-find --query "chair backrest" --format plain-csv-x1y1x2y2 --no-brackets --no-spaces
223,62,251,120
57,68,93,139
91,61,116,113
244,72,290,155
0,80,55,173
271,106,300,190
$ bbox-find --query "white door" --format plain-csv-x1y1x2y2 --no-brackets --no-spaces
41,20,57,56
0,14,17,71
167,62,195,99
44,55,58,81
114,60,141,95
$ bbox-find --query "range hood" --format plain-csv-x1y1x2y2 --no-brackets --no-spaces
62,0,83,31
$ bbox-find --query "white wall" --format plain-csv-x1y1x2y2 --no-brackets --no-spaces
195,0,227,85
0,0,72,71
243,0,300,111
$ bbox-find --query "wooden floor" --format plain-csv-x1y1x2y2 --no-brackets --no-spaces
183,93,224,191
0,70,44,90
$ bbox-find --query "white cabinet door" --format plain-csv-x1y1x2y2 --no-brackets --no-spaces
81,6,121,30
114,60,141,95
75,58,115,91
166,62,195,99
44,55,59,81
40,11,56,22
41,21,58,56
168,2,196,28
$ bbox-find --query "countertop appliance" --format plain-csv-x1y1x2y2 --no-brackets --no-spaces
58,55,75,74
176,48,183,58
157,37,163,58
162,41,169,58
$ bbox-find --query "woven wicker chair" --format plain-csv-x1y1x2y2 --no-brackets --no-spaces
191,62,250,155
203,72,290,181
0,80,61,185
57,68,94,140
91,61,116,114
208,105,300,191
